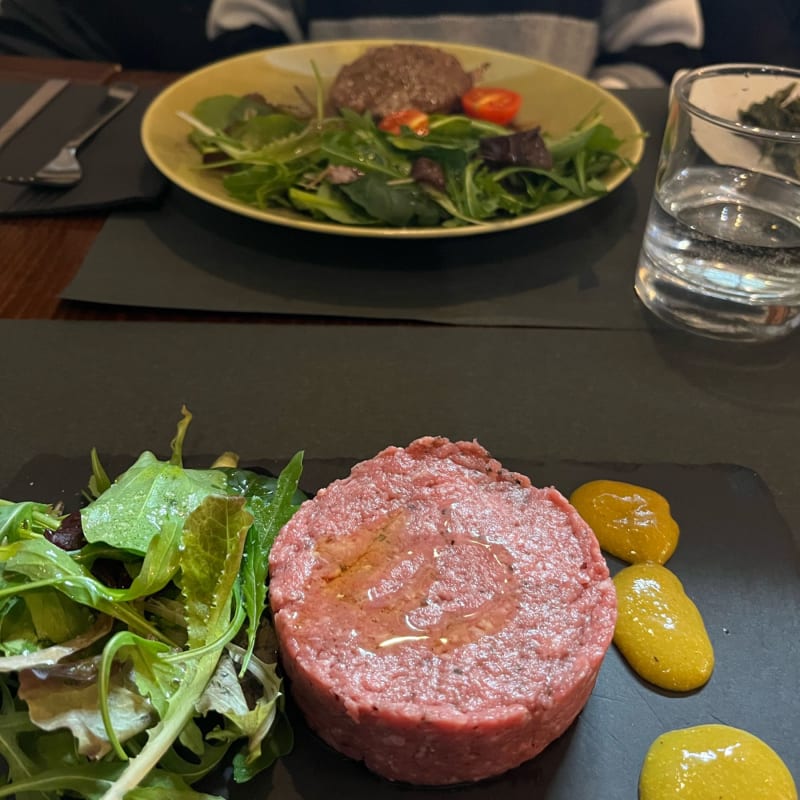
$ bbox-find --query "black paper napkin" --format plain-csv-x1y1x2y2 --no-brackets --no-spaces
0,81,166,216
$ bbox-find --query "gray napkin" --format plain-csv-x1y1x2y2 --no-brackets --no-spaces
0,81,166,216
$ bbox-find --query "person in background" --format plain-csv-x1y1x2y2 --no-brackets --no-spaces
0,0,704,86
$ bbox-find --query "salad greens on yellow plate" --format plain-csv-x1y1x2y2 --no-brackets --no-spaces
141,40,645,239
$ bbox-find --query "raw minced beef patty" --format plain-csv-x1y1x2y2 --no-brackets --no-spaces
269,437,617,785
328,44,473,117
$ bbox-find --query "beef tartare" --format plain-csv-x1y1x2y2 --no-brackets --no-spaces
269,437,616,784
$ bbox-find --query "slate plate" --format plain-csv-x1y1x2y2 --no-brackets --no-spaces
2,456,797,798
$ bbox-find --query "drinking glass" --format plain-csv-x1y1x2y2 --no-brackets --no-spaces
635,64,800,341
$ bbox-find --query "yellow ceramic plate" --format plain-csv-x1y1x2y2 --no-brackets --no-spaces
141,39,645,239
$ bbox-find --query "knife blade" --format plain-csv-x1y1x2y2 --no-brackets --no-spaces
0,78,70,152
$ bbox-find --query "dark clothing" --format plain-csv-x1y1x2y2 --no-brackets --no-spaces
0,0,704,84
701,0,800,68
0,0,285,70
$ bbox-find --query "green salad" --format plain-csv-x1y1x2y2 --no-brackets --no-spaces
180,80,633,228
0,409,303,800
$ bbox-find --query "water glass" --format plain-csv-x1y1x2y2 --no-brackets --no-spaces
635,64,800,341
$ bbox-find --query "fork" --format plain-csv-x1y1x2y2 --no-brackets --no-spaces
2,82,138,188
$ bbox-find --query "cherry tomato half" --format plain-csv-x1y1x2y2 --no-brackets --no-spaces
461,87,522,125
378,109,430,136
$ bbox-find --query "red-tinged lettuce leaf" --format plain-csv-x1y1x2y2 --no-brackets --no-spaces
81,452,226,555
17,658,154,759
0,615,112,672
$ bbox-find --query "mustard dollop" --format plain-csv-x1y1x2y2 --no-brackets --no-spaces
640,724,798,799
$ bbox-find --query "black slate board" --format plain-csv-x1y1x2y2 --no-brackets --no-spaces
2,456,797,798
61,90,665,329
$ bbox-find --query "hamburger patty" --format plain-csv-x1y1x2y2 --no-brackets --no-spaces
328,44,473,116
269,437,617,785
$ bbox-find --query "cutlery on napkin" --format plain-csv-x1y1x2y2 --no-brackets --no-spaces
0,78,69,151
0,81,166,216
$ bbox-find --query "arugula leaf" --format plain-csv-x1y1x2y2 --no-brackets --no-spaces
0,676,51,800
190,95,245,129
85,448,112,502
231,114,305,150
288,183,378,225
196,647,291,782
23,587,96,645
0,411,304,800
233,452,303,672
182,87,632,229
223,163,306,207
341,173,445,226
97,630,175,758
0,539,169,643
0,762,222,800
0,614,112,672
100,495,252,800
80,453,225,555
0,501,61,544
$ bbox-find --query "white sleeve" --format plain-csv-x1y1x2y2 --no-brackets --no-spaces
206,0,303,42
601,0,704,52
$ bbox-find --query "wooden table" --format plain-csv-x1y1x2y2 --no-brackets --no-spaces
0,56,182,320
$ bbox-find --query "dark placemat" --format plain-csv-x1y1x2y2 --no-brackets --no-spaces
2,453,798,798
62,90,666,328
2,319,799,532
0,81,166,215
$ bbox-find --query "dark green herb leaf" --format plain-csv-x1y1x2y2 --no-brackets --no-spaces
341,173,445,226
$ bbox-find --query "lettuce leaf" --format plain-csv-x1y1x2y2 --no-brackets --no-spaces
100,494,252,800
80,452,225,555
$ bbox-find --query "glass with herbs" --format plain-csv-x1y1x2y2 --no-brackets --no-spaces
636,64,800,341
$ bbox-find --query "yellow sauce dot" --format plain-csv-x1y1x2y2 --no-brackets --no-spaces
640,724,798,799
570,479,679,564
613,562,713,691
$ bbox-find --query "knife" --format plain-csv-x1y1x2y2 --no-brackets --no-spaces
0,78,70,151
